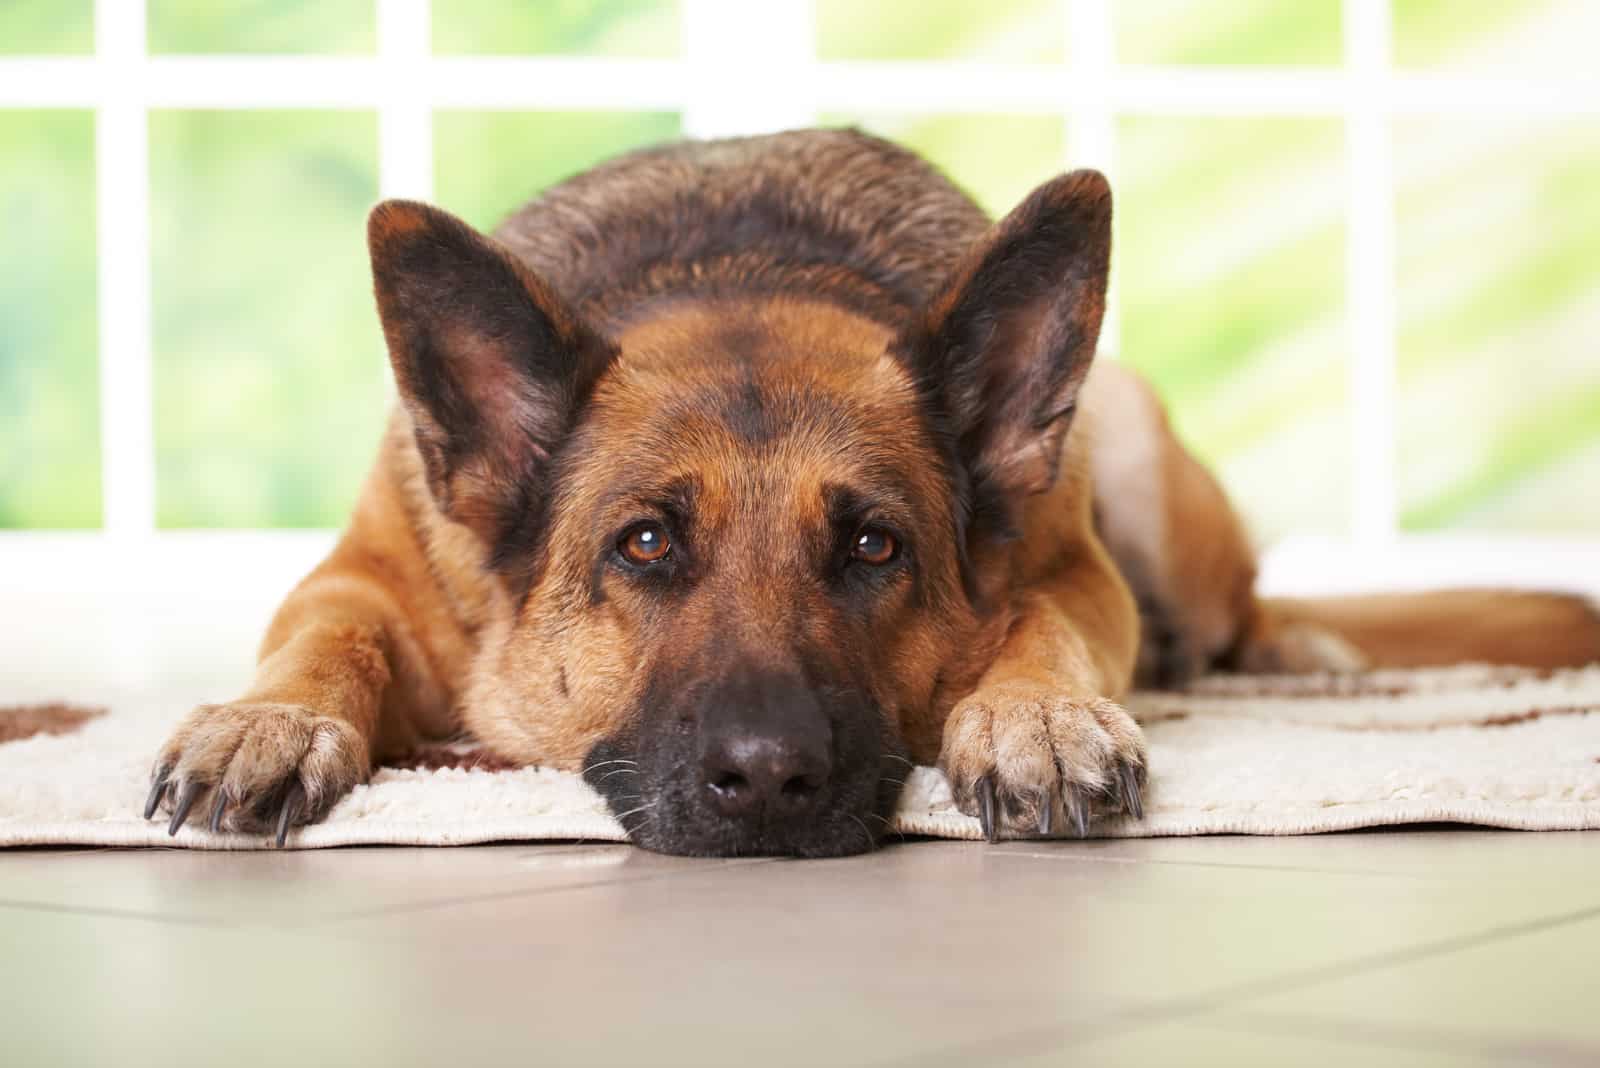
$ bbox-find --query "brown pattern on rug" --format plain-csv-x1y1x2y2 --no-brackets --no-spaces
1168,665,1553,700
0,703,105,744
1135,700,1597,731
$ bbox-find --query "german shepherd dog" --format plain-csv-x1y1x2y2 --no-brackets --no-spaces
143,129,1600,856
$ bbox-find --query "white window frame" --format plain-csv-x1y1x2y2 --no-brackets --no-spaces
1,0,1598,600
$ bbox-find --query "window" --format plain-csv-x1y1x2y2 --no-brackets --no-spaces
1,0,1596,595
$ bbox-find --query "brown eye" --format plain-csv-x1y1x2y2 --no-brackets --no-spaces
851,527,898,566
620,523,671,565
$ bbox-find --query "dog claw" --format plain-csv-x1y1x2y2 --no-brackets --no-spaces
1036,788,1054,836
975,775,998,842
143,766,171,820
1064,786,1090,839
208,791,227,834
1119,765,1145,821
274,781,305,848
167,780,201,836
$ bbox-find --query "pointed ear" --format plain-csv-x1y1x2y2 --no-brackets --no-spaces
903,170,1111,505
368,200,616,559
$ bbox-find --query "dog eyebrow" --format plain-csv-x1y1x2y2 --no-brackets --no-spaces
598,474,699,526
822,481,913,531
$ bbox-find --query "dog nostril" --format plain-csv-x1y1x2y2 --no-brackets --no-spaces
710,771,748,796
781,774,820,798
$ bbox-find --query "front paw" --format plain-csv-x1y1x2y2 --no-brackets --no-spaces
144,702,369,845
940,683,1147,840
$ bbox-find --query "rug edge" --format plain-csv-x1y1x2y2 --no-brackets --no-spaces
4,800,1597,849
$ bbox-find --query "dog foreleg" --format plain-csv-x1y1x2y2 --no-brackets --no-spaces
144,494,455,843
938,541,1146,841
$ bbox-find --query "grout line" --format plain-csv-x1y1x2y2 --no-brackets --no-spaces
0,856,780,933
1211,1007,1600,1067
985,845,1433,880
299,856,781,928
1198,902,1600,1008
0,898,228,929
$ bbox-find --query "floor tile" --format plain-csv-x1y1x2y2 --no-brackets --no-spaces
0,904,430,1067
1221,911,1600,1064
303,839,1597,1064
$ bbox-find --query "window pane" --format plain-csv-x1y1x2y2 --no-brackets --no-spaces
434,111,682,232
1116,0,1342,66
1118,117,1349,542
816,0,1064,63
147,0,374,54
433,1,680,57
1393,0,1599,72
820,115,1065,219
1396,120,1600,533
0,1,93,54
0,111,99,528
151,111,382,528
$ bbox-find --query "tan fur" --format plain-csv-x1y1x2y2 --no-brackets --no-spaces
1079,361,1600,683
1246,589,1600,672
1082,363,1258,685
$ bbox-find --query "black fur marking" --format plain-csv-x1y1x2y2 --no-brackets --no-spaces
1111,549,1201,689
722,370,779,446
587,545,610,607
560,185,936,324
490,129,994,342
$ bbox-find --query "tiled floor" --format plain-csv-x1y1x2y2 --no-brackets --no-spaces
2,831,1597,1066
5,588,1600,1065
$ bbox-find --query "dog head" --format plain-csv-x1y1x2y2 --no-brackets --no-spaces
367,170,1111,856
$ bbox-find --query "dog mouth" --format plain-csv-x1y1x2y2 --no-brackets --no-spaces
582,712,908,859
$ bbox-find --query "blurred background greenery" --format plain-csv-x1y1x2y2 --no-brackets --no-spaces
1,1,1596,540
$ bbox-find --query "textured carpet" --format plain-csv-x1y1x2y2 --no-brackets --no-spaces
2,664,1598,849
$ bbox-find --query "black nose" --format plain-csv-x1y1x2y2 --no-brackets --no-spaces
700,728,832,820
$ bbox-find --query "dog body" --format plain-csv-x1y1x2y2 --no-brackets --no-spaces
147,129,1600,855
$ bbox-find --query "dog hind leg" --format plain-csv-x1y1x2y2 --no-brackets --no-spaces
1083,363,1298,686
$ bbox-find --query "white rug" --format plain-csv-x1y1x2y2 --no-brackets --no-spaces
2,665,1598,849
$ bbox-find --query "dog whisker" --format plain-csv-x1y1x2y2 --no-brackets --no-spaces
867,811,906,842
581,758,639,776
597,767,639,782
612,802,657,823
882,754,914,769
